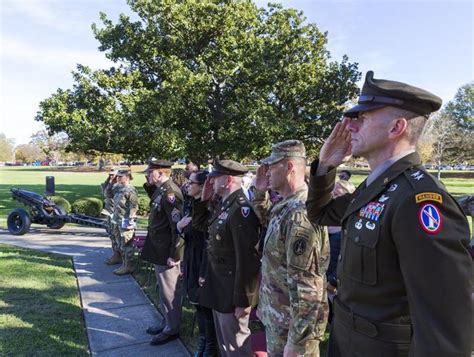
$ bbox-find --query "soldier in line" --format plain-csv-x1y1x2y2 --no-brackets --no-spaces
192,159,261,357
141,159,184,346
100,168,122,265
307,71,472,356
111,169,139,275
253,140,329,357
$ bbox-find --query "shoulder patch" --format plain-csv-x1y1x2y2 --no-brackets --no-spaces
418,203,442,234
167,192,176,204
293,239,307,255
171,207,181,223
241,206,250,218
415,192,442,204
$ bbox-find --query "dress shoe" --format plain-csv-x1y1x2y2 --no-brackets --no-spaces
150,332,179,345
146,325,164,335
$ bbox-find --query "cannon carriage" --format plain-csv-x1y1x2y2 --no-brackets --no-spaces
7,187,107,235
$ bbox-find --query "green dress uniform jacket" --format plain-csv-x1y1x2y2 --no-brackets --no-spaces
307,152,472,357
193,188,261,313
141,179,183,266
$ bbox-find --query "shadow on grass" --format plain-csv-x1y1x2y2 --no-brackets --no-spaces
0,245,89,356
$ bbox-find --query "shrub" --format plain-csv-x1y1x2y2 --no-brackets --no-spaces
137,195,150,216
49,196,71,213
72,197,103,217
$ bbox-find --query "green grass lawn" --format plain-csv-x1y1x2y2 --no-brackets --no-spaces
0,244,89,356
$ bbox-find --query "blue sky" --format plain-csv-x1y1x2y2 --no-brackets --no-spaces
1,0,472,146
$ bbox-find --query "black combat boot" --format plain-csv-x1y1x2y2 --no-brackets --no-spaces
194,334,206,357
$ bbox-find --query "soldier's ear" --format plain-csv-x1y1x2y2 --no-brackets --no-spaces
389,118,408,138
287,160,295,171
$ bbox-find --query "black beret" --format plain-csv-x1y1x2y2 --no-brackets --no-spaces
345,71,442,118
208,159,248,177
147,158,174,170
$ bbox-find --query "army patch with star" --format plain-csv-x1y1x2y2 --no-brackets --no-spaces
167,192,176,204
171,208,181,223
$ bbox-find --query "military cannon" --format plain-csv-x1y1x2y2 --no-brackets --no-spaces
7,187,108,235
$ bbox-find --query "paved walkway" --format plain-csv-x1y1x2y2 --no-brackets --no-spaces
0,225,190,357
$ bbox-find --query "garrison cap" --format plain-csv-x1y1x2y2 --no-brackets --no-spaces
261,139,306,165
147,158,174,171
208,159,248,177
344,71,442,118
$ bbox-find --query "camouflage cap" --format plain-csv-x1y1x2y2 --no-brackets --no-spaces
261,139,306,165
115,168,132,177
208,159,248,177
344,71,442,118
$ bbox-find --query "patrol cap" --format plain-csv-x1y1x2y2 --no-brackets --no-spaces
147,158,174,171
116,169,133,178
344,71,442,118
261,139,306,165
208,159,248,177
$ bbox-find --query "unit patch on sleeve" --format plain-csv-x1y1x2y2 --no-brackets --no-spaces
167,192,176,204
418,203,442,234
293,239,306,255
415,192,443,204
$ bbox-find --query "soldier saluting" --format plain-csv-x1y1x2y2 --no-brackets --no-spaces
254,140,330,357
193,159,261,357
307,71,472,356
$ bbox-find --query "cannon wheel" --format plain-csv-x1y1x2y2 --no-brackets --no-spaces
7,208,32,235
47,206,67,230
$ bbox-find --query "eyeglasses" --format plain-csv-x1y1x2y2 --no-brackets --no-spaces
188,181,201,185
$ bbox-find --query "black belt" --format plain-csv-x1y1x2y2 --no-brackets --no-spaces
334,298,412,344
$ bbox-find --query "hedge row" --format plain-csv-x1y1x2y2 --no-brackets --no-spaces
48,195,151,217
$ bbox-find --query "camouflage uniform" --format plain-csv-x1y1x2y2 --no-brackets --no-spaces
101,179,118,252
256,188,329,357
112,183,139,262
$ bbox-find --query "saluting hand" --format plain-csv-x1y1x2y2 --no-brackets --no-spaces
201,177,214,201
318,117,352,175
255,165,269,191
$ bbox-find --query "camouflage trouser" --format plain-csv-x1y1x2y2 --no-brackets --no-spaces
112,223,135,261
107,217,120,252
264,324,320,357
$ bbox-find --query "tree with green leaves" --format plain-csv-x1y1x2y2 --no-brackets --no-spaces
423,82,473,178
15,143,46,163
0,133,15,162
36,0,360,164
